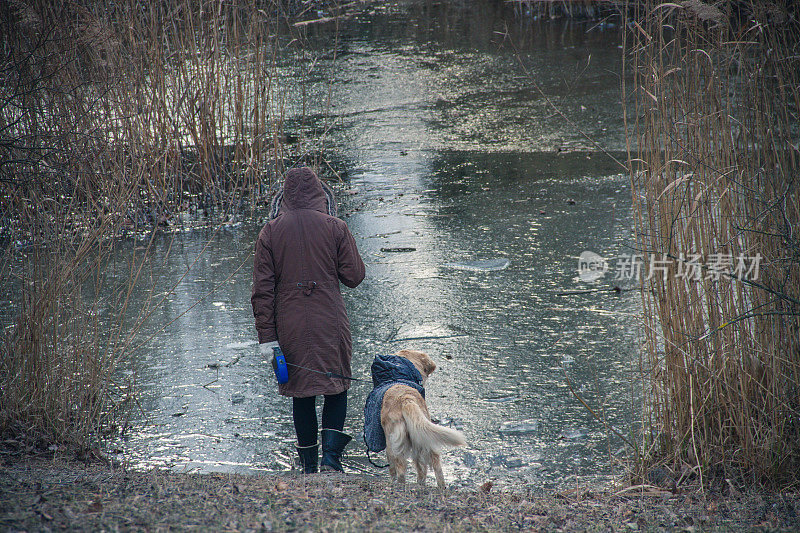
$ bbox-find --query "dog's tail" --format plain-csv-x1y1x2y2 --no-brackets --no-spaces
401,400,465,453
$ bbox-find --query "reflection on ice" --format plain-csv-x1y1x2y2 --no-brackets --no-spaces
560,428,588,441
224,340,258,350
499,419,540,435
482,394,519,403
386,323,467,342
443,258,510,272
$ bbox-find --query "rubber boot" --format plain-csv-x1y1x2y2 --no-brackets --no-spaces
296,443,318,474
320,429,352,472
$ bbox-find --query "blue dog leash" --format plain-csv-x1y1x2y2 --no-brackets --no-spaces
270,346,371,383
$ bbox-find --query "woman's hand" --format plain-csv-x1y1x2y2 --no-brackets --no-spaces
259,340,280,357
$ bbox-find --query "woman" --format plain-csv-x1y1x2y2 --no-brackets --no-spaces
252,167,365,473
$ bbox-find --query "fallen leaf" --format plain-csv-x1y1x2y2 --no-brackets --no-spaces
368,498,386,515
86,498,103,513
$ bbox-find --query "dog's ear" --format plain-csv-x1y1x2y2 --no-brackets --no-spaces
396,349,437,377
411,352,435,376
422,356,436,376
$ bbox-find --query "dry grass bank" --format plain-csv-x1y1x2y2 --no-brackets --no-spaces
1,459,799,531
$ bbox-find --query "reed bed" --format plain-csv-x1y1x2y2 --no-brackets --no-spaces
0,0,297,231
0,0,303,452
624,1,800,487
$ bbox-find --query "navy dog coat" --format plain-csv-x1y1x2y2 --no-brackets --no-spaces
363,354,426,453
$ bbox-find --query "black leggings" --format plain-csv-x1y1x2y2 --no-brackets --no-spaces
292,390,347,447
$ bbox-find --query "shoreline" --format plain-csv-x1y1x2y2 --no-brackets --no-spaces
2,458,798,531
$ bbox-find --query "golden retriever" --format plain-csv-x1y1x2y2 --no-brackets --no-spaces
380,349,466,489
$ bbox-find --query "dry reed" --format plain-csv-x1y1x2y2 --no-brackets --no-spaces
0,0,301,452
624,0,800,487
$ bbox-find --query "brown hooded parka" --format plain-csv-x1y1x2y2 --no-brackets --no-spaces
252,167,365,397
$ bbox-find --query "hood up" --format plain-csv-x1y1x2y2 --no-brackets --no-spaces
269,167,337,219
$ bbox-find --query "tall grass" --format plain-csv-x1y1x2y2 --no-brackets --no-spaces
0,0,298,453
624,0,800,487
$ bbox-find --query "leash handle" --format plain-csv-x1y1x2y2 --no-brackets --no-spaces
268,348,370,383
271,347,289,384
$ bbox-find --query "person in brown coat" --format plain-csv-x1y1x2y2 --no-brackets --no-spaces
252,167,365,473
